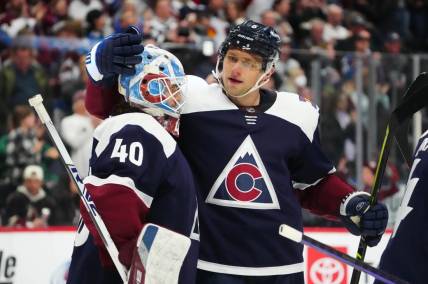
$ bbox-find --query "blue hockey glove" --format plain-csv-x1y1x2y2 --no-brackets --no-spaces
86,26,144,82
340,192,388,247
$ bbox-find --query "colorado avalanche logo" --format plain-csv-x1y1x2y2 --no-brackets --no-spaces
226,163,262,201
206,136,279,209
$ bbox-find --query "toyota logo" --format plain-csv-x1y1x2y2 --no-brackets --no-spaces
309,257,345,284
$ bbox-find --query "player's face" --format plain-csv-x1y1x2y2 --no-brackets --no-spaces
222,49,264,97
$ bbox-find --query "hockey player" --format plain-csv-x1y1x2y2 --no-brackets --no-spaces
67,42,199,284
374,130,428,284
84,22,388,283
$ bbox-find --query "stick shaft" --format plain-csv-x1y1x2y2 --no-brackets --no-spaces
352,125,394,284
29,94,128,283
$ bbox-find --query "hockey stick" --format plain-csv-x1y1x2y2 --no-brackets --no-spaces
28,94,128,283
394,119,412,167
279,224,409,284
393,73,428,167
350,72,428,284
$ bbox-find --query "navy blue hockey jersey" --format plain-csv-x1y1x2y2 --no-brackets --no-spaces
67,112,199,284
375,130,428,284
178,76,335,276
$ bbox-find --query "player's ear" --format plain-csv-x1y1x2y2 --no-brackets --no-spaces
267,66,275,78
260,67,275,84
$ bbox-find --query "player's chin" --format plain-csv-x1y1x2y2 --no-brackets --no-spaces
225,87,238,97
225,84,242,95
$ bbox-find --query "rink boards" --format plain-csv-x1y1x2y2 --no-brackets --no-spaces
0,227,391,284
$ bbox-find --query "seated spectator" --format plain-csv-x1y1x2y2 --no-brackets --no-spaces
260,9,293,38
112,0,145,33
380,32,408,86
0,0,26,27
276,36,308,92
246,0,275,22
224,0,246,26
300,18,335,60
0,134,13,216
5,105,42,187
341,29,373,81
323,4,350,44
0,30,49,133
47,20,85,124
320,94,352,166
60,90,98,178
36,0,70,36
49,171,80,226
148,0,179,43
68,0,103,22
3,164,57,227
35,121,61,189
85,9,107,41
273,0,291,22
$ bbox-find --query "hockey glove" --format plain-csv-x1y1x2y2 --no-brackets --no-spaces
340,192,388,247
86,26,144,82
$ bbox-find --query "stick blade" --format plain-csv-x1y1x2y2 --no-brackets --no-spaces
394,72,428,124
279,224,303,243
402,72,428,100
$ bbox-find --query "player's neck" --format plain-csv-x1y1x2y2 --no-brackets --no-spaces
229,90,260,107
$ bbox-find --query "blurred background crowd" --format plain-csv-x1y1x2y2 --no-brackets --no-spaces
0,0,427,228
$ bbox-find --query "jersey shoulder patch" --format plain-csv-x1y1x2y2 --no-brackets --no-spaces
182,75,238,114
93,112,176,158
265,92,319,142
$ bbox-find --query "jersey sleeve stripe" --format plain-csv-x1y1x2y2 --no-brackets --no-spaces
85,42,104,82
292,167,336,190
84,174,153,208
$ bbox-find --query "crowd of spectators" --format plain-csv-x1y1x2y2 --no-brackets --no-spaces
1,0,427,227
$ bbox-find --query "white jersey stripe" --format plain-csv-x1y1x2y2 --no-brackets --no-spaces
265,92,319,142
93,113,176,158
84,174,153,208
197,260,304,276
293,167,336,190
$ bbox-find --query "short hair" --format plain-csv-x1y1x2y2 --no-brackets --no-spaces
12,105,34,128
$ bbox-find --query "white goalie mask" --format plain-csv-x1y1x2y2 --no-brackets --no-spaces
118,45,187,118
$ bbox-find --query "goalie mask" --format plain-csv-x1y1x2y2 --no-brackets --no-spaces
118,45,187,118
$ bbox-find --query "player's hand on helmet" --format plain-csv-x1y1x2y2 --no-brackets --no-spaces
86,26,144,82
340,192,388,247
